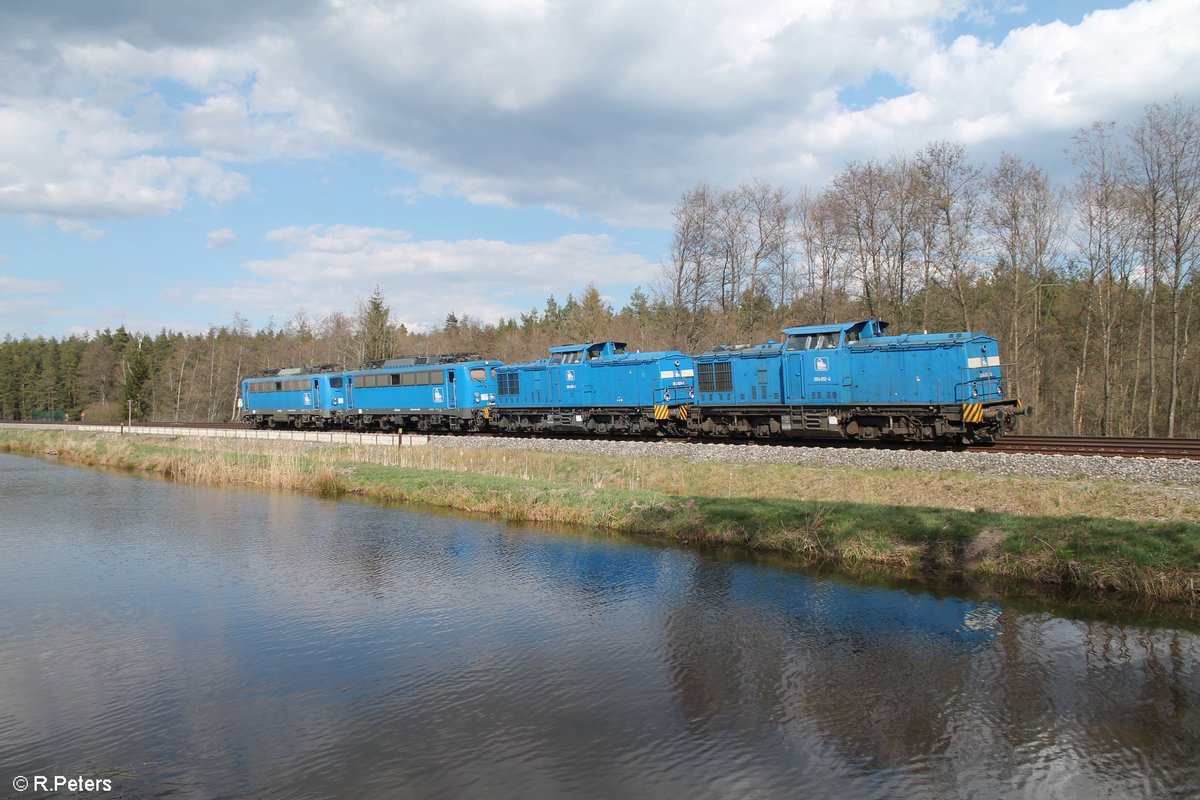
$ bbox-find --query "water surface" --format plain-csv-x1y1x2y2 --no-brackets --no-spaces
0,453,1196,798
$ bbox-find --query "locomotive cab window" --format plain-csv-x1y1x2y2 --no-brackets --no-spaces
469,368,487,382
786,332,839,351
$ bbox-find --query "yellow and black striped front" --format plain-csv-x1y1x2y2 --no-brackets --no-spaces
962,403,984,424
653,404,691,421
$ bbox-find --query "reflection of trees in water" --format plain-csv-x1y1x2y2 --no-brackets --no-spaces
661,562,1200,796
663,561,789,730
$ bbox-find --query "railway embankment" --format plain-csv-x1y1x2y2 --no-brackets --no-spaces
3,427,1198,607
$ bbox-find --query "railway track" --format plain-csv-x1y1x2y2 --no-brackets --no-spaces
5,421,1200,459
979,435,1200,459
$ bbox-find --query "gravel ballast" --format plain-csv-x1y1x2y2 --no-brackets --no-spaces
425,435,1200,488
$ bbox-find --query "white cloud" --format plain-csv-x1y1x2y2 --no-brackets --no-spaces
1,0,1198,226
205,227,236,249
55,219,104,240
181,225,654,329
0,100,249,218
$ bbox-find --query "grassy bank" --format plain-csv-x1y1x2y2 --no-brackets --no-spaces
3,429,1199,606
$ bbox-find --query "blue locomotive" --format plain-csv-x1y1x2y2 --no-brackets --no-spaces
343,354,501,432
237,319,1028,444
691,319,1026,443
240,355,500,432
492,341,694,435
240,365,347,428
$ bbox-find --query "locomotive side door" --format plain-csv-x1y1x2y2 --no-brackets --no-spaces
784,332,842,404
784,345,805,401
311,378,322,410
447,372,457,409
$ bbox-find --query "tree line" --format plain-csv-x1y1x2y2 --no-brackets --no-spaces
1,99,1196,436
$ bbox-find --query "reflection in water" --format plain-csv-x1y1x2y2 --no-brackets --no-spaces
0,453,1196,799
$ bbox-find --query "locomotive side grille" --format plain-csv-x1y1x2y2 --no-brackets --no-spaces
698,362,733,393
498,372,520,396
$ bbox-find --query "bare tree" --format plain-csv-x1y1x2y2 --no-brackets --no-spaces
659,184,720,351
1131,99,1200,436
829,159,893,321
986,153,1063,414
1071,122,1137,434
917,141,983,330
794,190,846,323
741,180,793,317
884,155,923,330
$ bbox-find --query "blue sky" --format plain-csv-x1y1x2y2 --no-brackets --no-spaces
1,0,1197,338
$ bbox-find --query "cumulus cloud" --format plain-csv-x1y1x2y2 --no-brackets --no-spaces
0,100,249,218
205,227,236,249
1,0,1198,226
181,225,654,329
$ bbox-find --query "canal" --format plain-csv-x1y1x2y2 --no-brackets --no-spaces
0,453,1196,798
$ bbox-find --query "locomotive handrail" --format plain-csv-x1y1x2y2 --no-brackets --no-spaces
957,361,1020,403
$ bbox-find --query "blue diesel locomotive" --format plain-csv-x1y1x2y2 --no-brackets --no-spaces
692,319,1026,442
492,340,693,435
237,319,1028,444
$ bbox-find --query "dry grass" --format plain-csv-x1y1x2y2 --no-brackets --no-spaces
3,429,1198,606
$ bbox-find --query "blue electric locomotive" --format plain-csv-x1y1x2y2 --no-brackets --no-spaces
343,354,502,432
240,365,347,428
492,341,694,435
691,319,1028,443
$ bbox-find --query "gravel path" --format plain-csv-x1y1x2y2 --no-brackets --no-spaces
425,435,1200,487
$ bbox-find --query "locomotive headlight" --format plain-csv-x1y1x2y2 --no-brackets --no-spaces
689,389,695,399
972,387,979,397
663,390,671,401
674,360,680,367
